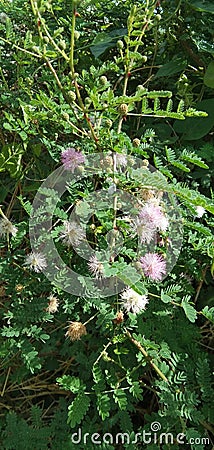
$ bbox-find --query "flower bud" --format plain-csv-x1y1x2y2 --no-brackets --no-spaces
68,91,76,102
133,138,140,147
59,39,66,50
127,156,135,166
105,119,112,128
142,159,149,167
117,40,124,49
100,75,108,85
118,103,128,116
62,112,70,121
0,12,8,24
74,30,80,40
100,155,113,170
137,85,147,95
85,97,91,106
15,284,24,292
142,55,147,63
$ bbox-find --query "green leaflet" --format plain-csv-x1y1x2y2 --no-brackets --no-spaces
187,0,214,13
173,98,214,140
155,57,187,77
204,61,214,89
67,393,90,428
181,297,197,323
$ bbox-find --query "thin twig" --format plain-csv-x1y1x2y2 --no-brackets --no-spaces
125,329,169,383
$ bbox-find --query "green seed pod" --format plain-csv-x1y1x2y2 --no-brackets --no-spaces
118,103,128,116
142,55,147,63
44,36,50,43
133,138,140,147
117,40,124,50
68,91,76,102
100,75,108,85
155,14,162,21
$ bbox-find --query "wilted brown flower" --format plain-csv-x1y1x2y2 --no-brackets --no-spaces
113,310,124,325
15,284,24,292
65,321,87,341
0,218,17,238
46,295,59,313
139,189,156,201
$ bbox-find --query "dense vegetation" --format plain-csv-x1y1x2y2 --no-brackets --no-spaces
0,0,214,449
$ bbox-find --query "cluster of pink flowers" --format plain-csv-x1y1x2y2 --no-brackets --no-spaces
140,252,166,281
135,201,169,244
61,147,85,172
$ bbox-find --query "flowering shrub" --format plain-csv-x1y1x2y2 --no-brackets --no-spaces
0,0,214,449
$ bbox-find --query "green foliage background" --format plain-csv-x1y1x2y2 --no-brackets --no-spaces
0,0,214,448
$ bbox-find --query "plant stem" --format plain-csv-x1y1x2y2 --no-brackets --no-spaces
125,329,169,383
0,36,43,59
68,3,99,144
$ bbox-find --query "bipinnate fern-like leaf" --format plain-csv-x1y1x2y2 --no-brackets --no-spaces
97,393,111,420
67,393,90,428
30,405,43,429
195,357,213,402
181,149,209,169
166,98,173,113
181,296,197,323
201,306,214,324
119,410,133,432
113,389,128,410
